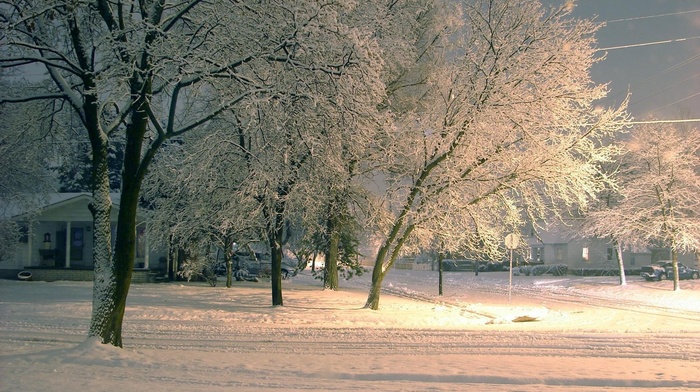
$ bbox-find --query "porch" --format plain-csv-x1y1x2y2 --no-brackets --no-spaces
17,266,164,283
10,193,159,271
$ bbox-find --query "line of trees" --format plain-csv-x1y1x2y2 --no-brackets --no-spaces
12,0,695,348
577,121,700,290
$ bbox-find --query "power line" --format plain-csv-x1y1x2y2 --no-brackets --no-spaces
605,9,700,23
597,35,700,51
627,118,700,125
600,53,700,104
630,73,700,107
651,92,700,114
629,53,700,88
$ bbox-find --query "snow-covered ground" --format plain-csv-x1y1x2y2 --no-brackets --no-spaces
1,268,699,391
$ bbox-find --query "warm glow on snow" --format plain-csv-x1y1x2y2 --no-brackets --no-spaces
2,269,699,391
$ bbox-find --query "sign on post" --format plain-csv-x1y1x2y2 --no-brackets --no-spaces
505,233,519,250
504,233,520,302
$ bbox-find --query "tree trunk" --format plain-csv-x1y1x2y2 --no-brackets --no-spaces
88,135,116,343
324,215,340,291
267,201,285,306
105,187,140,347
671,248,680,291
89,83,153,346
88,155,143,347
364,225,414,310
269,229,284,306
364,262,386,310
225,236,233,288
616,241,626,286
438,251,444,296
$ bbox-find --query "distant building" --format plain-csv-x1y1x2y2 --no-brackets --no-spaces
522,220,699,271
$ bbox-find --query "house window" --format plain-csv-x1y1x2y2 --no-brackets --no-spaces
582,247,589,261
531,246,544,263
606,247,617,263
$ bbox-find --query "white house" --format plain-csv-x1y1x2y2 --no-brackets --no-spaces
2,193,165,281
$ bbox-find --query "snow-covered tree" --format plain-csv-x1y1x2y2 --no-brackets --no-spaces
571,157,629,285
137,0,390,305
0,93,55,262
581,122,700,291
140,0,456,299
363,0,629,310
1,1,381,346
143,136,265,288
183,57,384,304
312,0,455,291
54,135,124,193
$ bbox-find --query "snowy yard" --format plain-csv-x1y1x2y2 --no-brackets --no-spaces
1,269,699,391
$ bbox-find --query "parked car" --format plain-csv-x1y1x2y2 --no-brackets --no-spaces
641,261,700,281
233,252,300,280
486,260,508,271
442,259,487,272
672,263,700,280
641,261,671,281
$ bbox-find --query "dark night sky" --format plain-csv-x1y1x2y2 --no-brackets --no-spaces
559,0,700,122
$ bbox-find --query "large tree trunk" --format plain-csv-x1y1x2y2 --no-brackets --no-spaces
104,185,140,347
365,261,386,310
324,215,340,291
364,225,414,310
90,139,147,346
88,135,116,343
89,84,153,346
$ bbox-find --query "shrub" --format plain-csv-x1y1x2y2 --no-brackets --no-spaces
522,264,568,276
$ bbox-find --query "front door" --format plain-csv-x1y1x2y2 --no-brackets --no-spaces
71,227,84,262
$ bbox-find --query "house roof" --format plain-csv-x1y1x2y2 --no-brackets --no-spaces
10,192,127,222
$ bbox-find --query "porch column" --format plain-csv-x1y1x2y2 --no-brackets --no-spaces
144,222,150,269
65,221,72,268
27,222,33,266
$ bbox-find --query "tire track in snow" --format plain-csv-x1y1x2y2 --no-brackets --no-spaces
5,326,697,362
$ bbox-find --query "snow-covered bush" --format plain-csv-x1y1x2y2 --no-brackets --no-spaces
522,264,569,276
178,244,219,287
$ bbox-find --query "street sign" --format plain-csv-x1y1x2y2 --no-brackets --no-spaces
504,233,520,303
504,233,519,250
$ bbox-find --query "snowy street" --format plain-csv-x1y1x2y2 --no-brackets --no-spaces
1,269,700,391
2,1,699,390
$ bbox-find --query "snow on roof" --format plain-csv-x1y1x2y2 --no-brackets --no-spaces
6,192,122,220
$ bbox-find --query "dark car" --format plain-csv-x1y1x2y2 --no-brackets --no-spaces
672,263,700,280
640,262,669,281
441,259,487,272
641,261,700,281
233,252,300,280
